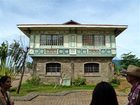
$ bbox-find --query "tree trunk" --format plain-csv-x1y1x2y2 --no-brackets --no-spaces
16,47,29,94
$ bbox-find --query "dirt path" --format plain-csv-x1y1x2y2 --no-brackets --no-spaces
12,76,129,105
11,73,31,88
14,91,128,105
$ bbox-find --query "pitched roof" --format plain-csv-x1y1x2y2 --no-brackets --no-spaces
63,20,80,25
17,20,128,37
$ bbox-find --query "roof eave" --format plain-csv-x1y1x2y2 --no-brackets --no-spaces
17,24,127,37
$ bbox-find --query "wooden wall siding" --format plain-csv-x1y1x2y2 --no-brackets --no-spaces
105,35,111,48
29,31,116,57
64,35,69,47
35,35,40,48
111,35,116,48
77,35,82,47
30,35,34,48
31,35,115,49
68,35,77,48
31,30,114,35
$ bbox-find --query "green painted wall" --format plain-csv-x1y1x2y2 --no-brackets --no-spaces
29,31,116,57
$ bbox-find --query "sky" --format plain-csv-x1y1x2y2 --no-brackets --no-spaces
0,0,140,59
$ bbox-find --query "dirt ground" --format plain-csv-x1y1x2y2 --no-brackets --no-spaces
11,73,31,88
116,77,131,94
14,91,128,105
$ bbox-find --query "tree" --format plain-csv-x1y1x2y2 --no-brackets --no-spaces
120,52,140,69
0,40,30,94
7,40,25,73
0,40,29,76
16,47,29,94
0,42,8,75
26,61,33,69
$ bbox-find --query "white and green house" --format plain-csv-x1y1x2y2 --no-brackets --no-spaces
17,20,127,85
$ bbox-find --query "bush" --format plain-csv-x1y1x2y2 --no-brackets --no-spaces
72,77,86,86
26,75,41,85
110,78,120,85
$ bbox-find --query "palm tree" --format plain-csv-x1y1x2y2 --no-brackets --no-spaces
0,40,30,93
0,40,27,76
8,41,25,73
0,42,8,75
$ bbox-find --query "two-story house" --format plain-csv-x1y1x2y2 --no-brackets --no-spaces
17,20,127,85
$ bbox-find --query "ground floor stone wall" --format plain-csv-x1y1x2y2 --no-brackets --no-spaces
32,57,114,85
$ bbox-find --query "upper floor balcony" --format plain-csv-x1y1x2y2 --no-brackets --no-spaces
17,20,127,58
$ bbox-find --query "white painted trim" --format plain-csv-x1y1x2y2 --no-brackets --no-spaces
17,24,127,28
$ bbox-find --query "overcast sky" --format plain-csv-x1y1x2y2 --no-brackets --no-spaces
0,0,140,59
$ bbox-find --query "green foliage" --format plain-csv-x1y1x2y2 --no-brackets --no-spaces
0,40,29,75
0,67,13,76
114,66,121,75
72,77,86,86
26,75,41,86
120,87,130,93
110,78,120,86
8,40,25,72
26,62,33,69
120,52,140,69
10,83,94,96
0,42,8,67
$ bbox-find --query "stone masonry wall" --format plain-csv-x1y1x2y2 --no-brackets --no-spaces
33,57,114,84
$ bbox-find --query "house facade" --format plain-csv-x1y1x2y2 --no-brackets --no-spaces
17,20,127,85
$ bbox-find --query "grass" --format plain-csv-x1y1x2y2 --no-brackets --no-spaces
10,83,95,96
119,87,130,93
10,78,121,97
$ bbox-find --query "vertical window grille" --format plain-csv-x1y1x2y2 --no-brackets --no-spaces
52,35,58,45
82,35,94,46
40,35,64,46
57,35,63,46
94,35,105,46
82,35,105,46
46,63,61,73
40,35,47,45
84,63,99,73
46,35,52,45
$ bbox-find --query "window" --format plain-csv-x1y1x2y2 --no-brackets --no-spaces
46,35,51,45
40,35,46,45
82,35,105,46
84,63,99,73
82,35,94,46
40,35,63,46
94,35,105,46
111,35,115,43
46,63,61,74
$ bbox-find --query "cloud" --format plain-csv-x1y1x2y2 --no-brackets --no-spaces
0,0,57,20
0,0,139,58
